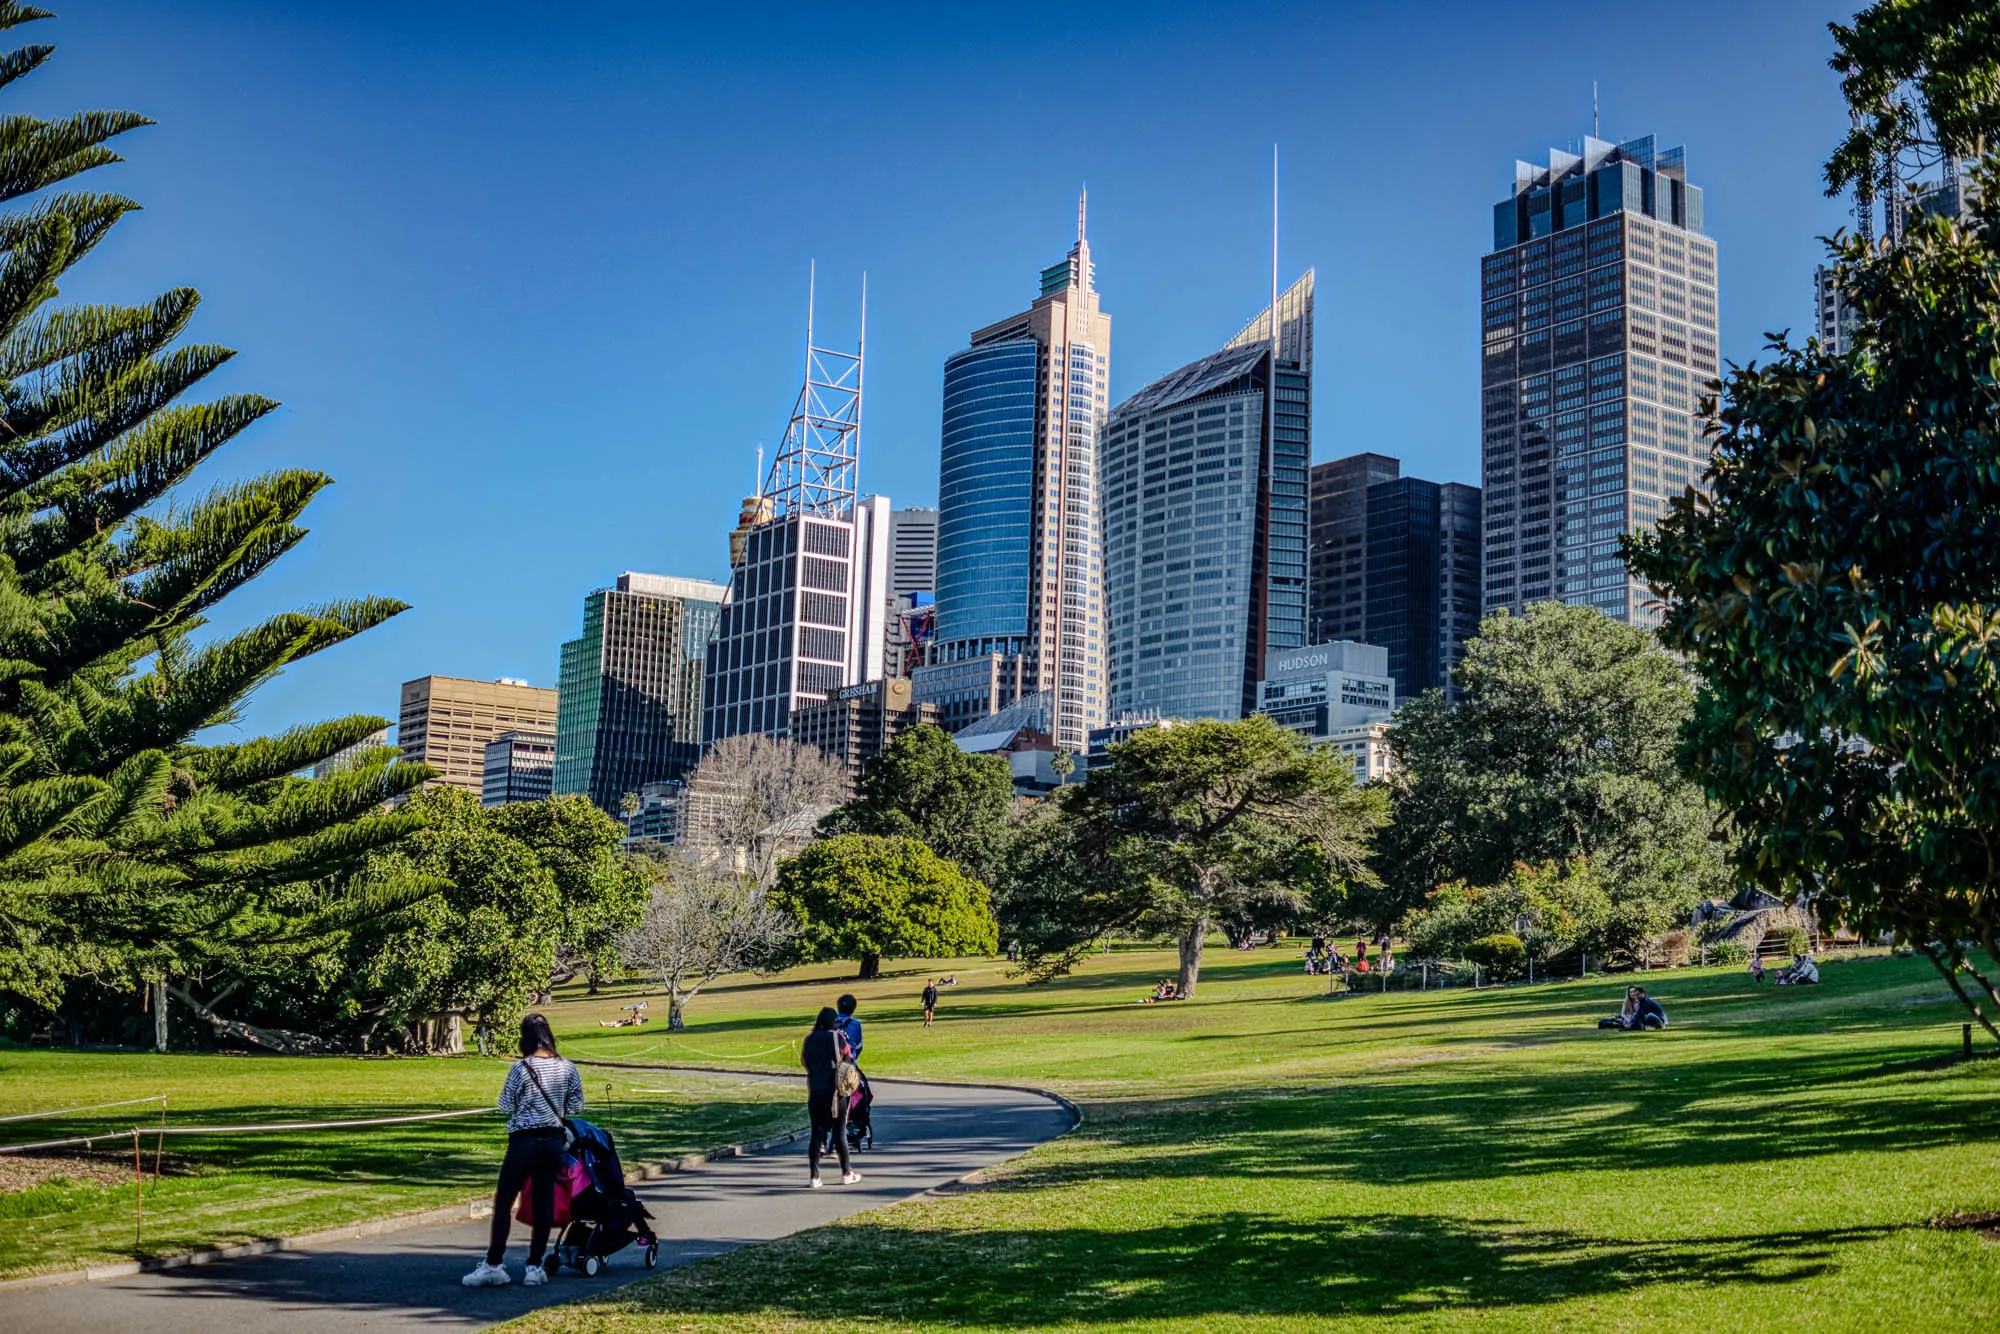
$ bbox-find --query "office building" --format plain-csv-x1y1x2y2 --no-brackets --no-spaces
932,195,1110,752
553,572,725,815
885,508,939,677
913,650,1031,736
1815,154,1976,356
397,676,560,796
952,690,1059,793
1101,272,1312,722
311,727,390,780
1307,453,1399,644
623,779,686,845
704,292,893,744
482,730,556,806
1365,477,1483,700
1255,640,1395,738
1327,719,1394,783
1085,712,1179,768
1482,134,1719,626
788,677,936,784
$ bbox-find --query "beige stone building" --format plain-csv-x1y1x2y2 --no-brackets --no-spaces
398,676,560,795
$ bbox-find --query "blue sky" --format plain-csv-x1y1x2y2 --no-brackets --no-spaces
19,1,1855,738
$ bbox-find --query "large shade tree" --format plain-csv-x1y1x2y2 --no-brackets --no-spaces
0,5,426,1022
1050,715,1385,997
1629,0,2000,1042
772,833,997,980
1373,603,1729,954
819,723,1013,884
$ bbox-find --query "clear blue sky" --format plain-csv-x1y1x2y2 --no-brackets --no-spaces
21,1,1855,739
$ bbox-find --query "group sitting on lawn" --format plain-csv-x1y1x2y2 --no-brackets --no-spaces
1139,979,1183,1004
1598,986,1668,1030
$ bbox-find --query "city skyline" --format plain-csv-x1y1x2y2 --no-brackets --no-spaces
44,1,1857,740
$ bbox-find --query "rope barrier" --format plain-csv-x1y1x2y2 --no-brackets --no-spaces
0,1105,497,1156
593,1036,796,1062
0,1095,168,1125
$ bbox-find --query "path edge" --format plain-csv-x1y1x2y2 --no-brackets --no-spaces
0,1125,808,1296
0,1070,1080,1297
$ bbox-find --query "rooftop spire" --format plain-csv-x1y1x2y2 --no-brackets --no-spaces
1077,186,1087,243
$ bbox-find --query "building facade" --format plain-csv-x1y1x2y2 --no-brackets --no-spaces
932,196,1110,752
1100,272,1312,722
703,496,891,744
885,507,939,678
397,676,560,796
482,730,556,806
787,677,937,783
1307,452,1399,644
912,650,1031,736
1254,640,1396,741
553,572,725,815
1481,134,1719,627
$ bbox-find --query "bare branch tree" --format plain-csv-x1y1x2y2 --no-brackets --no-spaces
682,733,849,890
618,853,795,1029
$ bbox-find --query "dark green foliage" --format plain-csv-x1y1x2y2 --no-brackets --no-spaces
772,833,998,980
820,723,1014,884
1042,715,1386,996
1375,604,1729,952
0,9,426,1011
1403,860,1613,969
1773,926,1811,961
1631,0,2000,1038
1628,174,2000,1035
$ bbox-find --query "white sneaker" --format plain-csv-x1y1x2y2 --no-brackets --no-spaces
809,1175,824,1188
462,1261,511,1287
841,1171,862,1185
522,1265,548,1287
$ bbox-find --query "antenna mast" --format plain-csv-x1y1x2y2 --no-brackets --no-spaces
1271,143,1280,362
1593,81,1599,138
764,262,862,518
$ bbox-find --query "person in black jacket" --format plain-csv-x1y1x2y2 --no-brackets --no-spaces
801,1006,860,1188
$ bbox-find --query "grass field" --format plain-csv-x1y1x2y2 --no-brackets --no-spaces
0,1051,800,1280
511,945,2000,1332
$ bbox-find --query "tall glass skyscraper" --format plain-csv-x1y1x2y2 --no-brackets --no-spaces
1100,273,1312,721
1481,135,1719,626
929,196,1109,753
554,572,725,814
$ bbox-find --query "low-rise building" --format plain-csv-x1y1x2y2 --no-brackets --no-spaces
788,677,937,784
1254,641,1395,741
399,676,560,796
1326,719,1395,784
482,730,556,807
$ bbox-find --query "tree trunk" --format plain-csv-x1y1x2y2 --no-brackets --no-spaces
154,980,168,1053
170,985,322,1055
1924,943,2000,1046
858,952,881,980
668,989,688,1030
1177,921,1207,998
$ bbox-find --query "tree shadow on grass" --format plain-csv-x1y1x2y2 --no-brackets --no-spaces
986,1042,2000,1191
622,1211,1893,1325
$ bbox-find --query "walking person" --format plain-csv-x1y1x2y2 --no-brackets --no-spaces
463,1013,582,1288
922,978,938,1028
801,1007,861,1188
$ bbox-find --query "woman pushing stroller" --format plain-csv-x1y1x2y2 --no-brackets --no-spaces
464,1014,582,1288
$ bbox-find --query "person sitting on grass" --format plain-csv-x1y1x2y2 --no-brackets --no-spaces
1598,986,1668,1030
1777,955,1820,986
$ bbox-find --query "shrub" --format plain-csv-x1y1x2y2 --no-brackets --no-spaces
1658,929,1691,967
1772,925,1810,959
1401,859,1612,963
1465,933,1527,978
1711,941,1749,966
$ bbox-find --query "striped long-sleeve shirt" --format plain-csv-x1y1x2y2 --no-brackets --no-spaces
497,1056,584,1133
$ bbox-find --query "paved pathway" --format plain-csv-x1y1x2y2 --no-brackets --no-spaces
3,1075,1072,1333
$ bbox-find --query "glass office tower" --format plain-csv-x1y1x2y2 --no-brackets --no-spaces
1101,272,1312,721
928,196,1110,753
1481,135,1719,626
554,572,725,814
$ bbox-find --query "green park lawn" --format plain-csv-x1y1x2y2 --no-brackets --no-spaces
515,945,2000,1332
0,1050,800,1280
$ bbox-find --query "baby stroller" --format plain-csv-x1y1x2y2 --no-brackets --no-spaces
545,1118,660,1277
844,1074,875,1152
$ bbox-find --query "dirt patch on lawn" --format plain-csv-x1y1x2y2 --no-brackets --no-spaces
1930,1211,2000,1243
0,1154,134,1193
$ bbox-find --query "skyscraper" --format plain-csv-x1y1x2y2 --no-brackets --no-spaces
1481,135,1719,626
928,196,1109,752
482,730,556,806
888,507,938,599
1307,452,1400,644
553,572,726,814
1363,477,1482,701
1101,273,1312,722
703,286,892,744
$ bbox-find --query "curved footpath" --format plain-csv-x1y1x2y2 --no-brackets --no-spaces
1,1073,1074,1333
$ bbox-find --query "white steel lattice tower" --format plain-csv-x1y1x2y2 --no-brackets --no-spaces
703,270,891,746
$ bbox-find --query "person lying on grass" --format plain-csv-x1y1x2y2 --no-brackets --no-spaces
1597,986,1668,1030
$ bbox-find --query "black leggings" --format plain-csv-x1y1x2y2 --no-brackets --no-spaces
808,1091,850,1177
487,1128,564,1266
